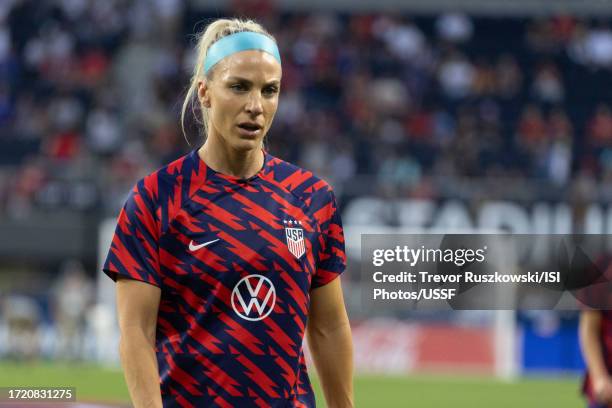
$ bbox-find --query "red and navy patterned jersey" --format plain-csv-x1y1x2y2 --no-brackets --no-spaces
103,150,346,407
583,310,612,407
581,254,612,407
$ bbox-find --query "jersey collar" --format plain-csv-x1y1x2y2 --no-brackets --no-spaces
190,149,272,185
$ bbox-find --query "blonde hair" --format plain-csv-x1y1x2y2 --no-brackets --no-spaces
180,18,276,145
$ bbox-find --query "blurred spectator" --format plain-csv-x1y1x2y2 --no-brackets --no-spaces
276,89,306,127
51,259,94,361
48,94,84,135
495,54,523,98
550,14,577,45
437,50,475,99
377,149,421,193
406,109,434,142
584,22,612,68
450,108,481,176
588,104,612,147
431,107,456,147
531,62,564,103
373,16,427,64
5,158,46,219
2,294,41,360
533,109,573,184
472,58,496,97
329,140,357,187
369,77,411,116
545,136,572,186
377,117,406,146
435,12,473,44
43,125,82,162
526,18,562,54
567,21,591,65
151,0,184,38
12,93,49,139
86,105,121,155
516,104,548,151
549,108,573,140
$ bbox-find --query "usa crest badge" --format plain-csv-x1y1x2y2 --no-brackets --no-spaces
284,219,305,259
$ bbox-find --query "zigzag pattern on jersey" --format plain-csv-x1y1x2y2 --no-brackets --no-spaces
104,150,345,407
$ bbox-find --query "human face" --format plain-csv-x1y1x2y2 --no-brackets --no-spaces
198,50,282,152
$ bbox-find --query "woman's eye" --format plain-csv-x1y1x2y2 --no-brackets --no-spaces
263,87,278,96
231,84,246,91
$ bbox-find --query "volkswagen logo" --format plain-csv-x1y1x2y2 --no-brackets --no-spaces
231,275,276,321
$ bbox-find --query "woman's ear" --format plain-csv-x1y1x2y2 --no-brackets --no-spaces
197,80,211,108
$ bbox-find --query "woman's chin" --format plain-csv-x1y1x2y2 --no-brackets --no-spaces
231,135,264,151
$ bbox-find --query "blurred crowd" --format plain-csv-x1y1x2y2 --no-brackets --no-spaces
2,0,612,218
0,259,98,360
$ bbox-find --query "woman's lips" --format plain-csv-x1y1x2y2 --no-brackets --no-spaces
236,124,262,138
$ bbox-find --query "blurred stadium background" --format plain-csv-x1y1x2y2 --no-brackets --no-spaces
2,0,611,406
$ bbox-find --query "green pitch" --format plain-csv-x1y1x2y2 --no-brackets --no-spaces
0,361,583,407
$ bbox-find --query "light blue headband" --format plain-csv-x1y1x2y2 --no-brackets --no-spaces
204,31,281,74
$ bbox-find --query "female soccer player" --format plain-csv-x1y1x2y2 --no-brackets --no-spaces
103,18,354,407
581,310,612,408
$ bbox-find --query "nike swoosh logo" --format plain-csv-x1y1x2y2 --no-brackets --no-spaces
189,239,220,251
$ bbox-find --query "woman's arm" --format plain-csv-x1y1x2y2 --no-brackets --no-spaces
307,277,354,408
580,310,612,404
116,278,163,408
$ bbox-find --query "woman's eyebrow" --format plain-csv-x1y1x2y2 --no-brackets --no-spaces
227,76,280,86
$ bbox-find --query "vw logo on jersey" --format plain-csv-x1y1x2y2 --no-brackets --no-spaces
284,219,305,259
231,275,276,321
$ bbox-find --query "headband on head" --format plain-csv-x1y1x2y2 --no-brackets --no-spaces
204,31,281,74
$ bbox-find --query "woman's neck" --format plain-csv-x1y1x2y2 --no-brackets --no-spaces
198,136,264,179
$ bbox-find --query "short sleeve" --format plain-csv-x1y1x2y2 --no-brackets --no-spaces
103,180,162,288
312,189,346,289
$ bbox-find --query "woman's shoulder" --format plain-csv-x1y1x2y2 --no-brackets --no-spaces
263,154,336,201
130,150,204,208
264,154,342,231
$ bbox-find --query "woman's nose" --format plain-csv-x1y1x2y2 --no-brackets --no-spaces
245,91,263,115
